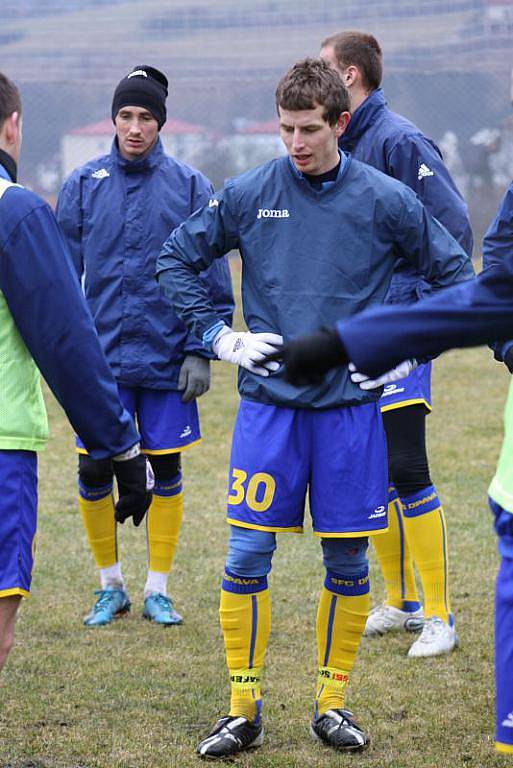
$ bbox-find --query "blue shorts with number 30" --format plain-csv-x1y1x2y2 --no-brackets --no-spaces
226,399,388,537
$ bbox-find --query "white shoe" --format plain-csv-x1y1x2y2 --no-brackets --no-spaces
363,604,424,636
407,616,458,658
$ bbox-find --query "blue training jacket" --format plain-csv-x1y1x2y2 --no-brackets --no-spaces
338,180,513,376
56,138,234,390
157,154,473,410
0,161,139,459
340,88,473,304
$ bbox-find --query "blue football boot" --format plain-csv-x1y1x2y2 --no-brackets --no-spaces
142,593,183,625
83,588,131,626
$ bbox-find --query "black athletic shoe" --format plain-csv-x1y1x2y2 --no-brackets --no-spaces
310,708,369,752
197,715,264,759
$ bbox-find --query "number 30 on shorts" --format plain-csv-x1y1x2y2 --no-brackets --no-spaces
228,468,276,512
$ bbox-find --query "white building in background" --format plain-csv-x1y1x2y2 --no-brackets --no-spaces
221,118,286,173
61,117,213,178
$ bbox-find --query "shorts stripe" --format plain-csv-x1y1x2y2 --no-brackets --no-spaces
0,587,30,599
380,398,431,413
496,741,513,754
227,518,303,534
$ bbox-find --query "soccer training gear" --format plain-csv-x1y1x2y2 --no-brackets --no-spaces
197,715,264,759
310,708,369,752
112,449,154,526
83,588,130,626
265,327,348,386
407,616,458,657
142,593,182,625
349,359,418,390
177,355,210,402
213,327,283,377
363,603,424,636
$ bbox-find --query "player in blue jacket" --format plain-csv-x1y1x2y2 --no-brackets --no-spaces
56,66,234,628
0,72,152,680
271,179,513,755
320,31,473,656
156,58,473,759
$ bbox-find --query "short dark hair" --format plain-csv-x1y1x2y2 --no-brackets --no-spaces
0,72,21,127
275,58,350,126
321,31,383,91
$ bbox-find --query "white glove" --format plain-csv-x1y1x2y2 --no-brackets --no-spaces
213,326,283,377
348,359,418,390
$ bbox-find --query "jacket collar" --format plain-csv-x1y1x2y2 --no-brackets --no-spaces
110,136,164,173
339,87,387,152
0,150,17,182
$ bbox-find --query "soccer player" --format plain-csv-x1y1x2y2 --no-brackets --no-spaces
269,178,513,756
320,31,473,656
156,58,473,758
56,66,234,627
0,72,152,676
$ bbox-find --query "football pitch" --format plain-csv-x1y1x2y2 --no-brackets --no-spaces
1,286,510,767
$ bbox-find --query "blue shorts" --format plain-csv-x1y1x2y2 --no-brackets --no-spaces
77,386,201,455
0,450,37,598
226,400,388,537
379,362,432,413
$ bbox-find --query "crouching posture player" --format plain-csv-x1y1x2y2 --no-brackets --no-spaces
0,72,152,675
156,58,472,758
56,65,234,626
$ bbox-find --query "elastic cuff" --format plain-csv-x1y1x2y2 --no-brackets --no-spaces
202,320,228,352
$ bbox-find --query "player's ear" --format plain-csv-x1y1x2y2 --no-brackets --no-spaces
336,111,351,138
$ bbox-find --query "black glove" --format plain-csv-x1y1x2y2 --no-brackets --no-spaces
178,355,211,403
113,453,154,527
263,327,348,386
504,346,513,374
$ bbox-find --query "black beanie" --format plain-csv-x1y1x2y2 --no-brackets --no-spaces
111,65,168,129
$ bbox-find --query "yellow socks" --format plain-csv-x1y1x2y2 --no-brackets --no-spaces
372,487,421,611
78,485,117,568
220,570,270,722
315,570,370,716
401,485,451,623
147,481,183,574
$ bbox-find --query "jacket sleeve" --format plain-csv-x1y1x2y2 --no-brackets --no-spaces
0,198,139,459
392,187,475,293
388,134,473,255
337,257,513,378
55,172,84,279
182,177,235,355
482,182,513,362
157,185,239,345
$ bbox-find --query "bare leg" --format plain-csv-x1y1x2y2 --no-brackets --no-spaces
0,595,22,673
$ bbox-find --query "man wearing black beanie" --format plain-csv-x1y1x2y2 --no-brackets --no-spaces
56,66,234,628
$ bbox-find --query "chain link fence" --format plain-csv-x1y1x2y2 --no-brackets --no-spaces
4,0,513,247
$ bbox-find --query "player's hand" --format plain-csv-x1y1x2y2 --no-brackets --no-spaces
262,327,348,386
112,445,154,527
503,347,513,374
213,327,283,377
349,359,418,390
178,355,211,402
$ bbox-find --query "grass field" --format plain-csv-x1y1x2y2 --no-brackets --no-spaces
0,279,511,767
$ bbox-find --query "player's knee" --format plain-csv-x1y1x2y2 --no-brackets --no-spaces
147,453,181,481
388,450,431,497
225,525,276,578
321,536,369,576
78,455,113,489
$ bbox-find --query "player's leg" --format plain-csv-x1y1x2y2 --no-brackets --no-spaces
144,452,183,624
489,499,513,754
78,453,130,626
384,405,456,657
137,387,201,625
197,401,307,759
309,401,388,751
0,450,38,672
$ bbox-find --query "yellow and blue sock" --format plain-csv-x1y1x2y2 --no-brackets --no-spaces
372,486,421,612
219,568,270,723
146,472,183,579
401,484,452,624
315,567,370,716
78,479,117,569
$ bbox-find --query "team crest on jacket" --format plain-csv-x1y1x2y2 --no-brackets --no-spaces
91,168,110,179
